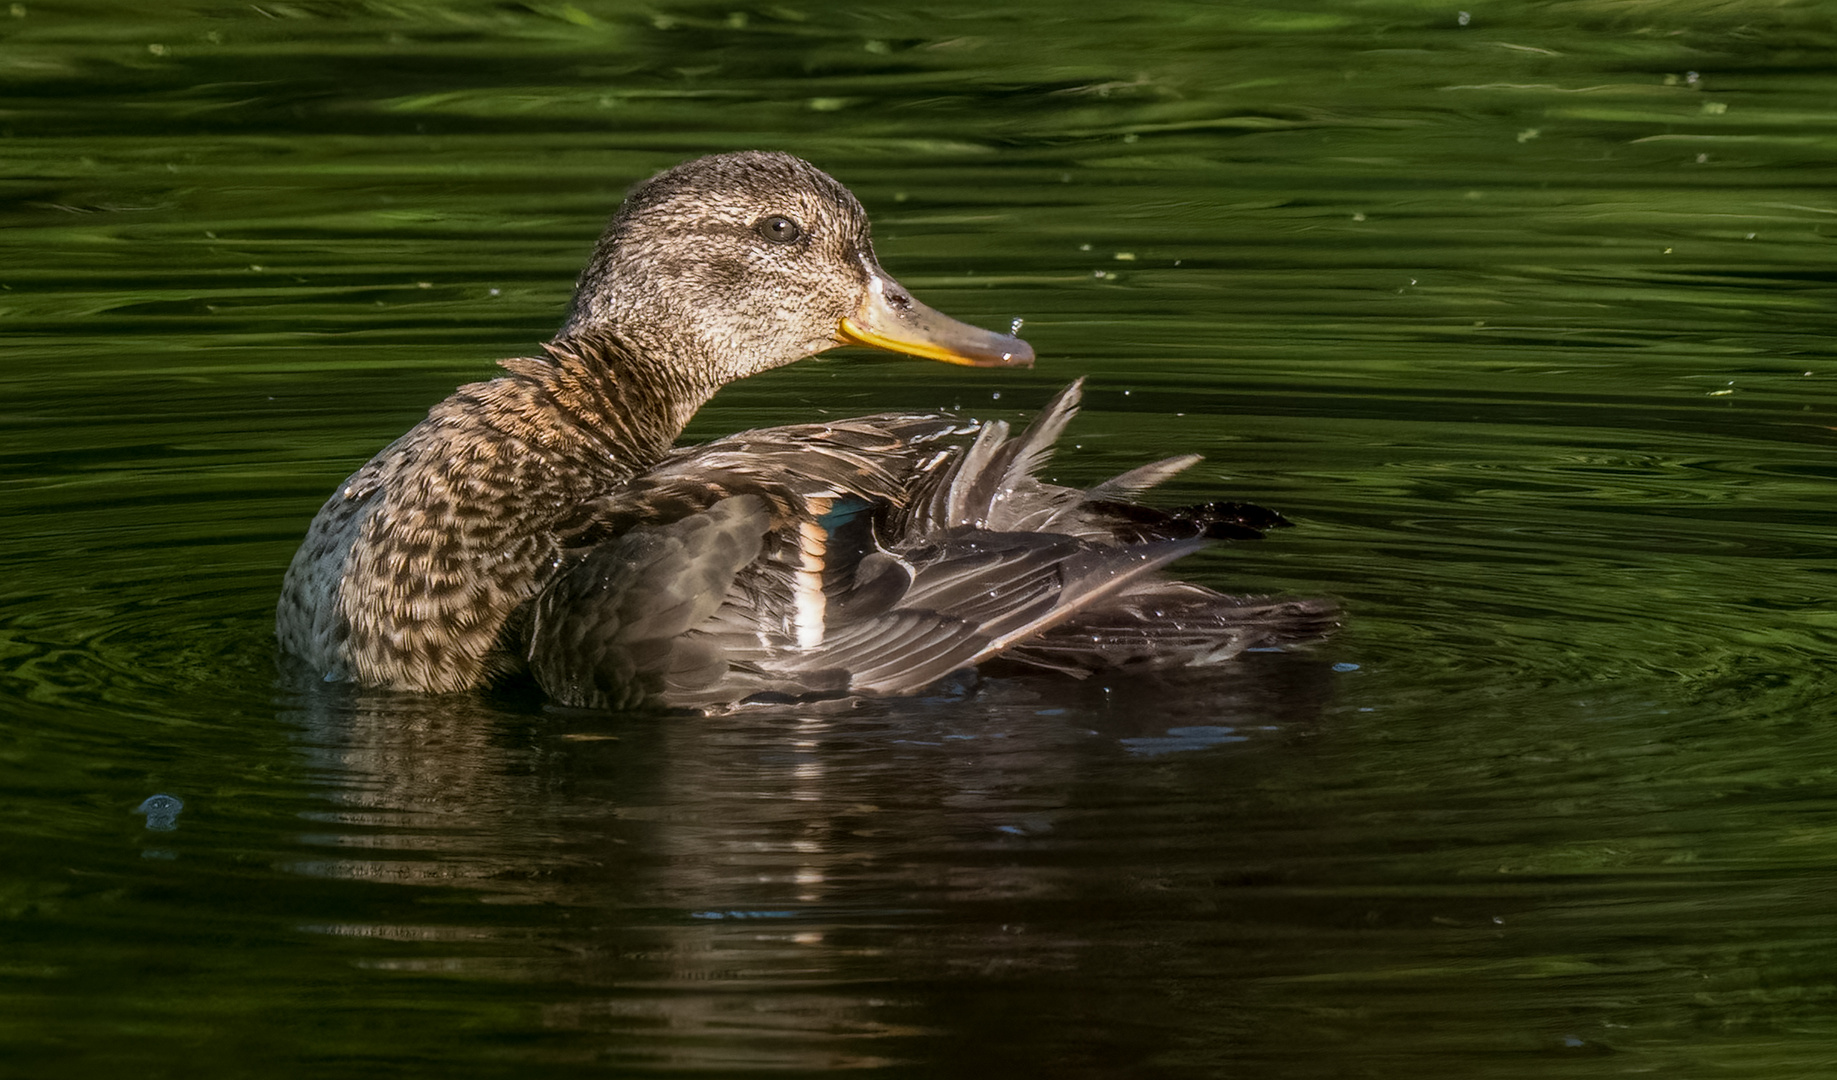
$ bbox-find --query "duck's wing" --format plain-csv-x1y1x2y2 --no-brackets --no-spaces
521,412,966,709
869,382,1336,678
524,386,1333,711
521,495,776,711
522,404,1199,709
526,500,1208,711
721,527,1211,701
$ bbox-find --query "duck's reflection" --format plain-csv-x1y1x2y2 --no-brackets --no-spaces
277,654,1334,1070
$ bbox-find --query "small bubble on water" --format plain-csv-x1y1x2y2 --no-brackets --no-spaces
1457,10,1471,25
136,794,183,832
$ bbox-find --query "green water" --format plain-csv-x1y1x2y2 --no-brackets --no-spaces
5,1,1837,1075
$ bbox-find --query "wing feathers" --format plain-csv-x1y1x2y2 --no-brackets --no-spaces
523,384,1332,710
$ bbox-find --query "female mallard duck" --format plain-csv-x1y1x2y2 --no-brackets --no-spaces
277,151,1333,710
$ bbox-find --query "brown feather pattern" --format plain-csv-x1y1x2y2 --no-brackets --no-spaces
275,151,1335,710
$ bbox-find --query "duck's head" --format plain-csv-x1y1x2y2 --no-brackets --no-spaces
559,151,1034,385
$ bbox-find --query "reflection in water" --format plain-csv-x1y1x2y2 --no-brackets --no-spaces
277,656,1335,1069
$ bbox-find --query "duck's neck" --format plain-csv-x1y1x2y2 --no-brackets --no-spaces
505,327,723,470
280,327,733,694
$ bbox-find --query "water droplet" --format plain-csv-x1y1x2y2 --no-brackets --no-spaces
136,794,183,831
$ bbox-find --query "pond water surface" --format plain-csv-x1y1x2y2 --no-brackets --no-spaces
5,2,1837,1077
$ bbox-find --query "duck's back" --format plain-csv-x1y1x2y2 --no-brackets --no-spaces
523,382,1335,711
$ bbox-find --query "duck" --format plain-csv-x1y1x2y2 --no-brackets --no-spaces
276,151,1334,711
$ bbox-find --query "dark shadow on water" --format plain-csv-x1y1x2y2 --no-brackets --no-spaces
270,652,1338,1074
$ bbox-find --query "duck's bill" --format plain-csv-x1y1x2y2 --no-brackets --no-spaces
838,273,1034,368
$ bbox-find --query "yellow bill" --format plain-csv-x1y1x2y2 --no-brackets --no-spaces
838,270,1034,368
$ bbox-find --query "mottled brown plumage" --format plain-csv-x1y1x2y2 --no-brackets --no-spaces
276,151,1333,709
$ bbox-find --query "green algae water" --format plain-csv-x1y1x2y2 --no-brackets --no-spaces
5,1,1837,1076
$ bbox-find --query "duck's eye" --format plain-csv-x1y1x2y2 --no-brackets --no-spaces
756,215,803,244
